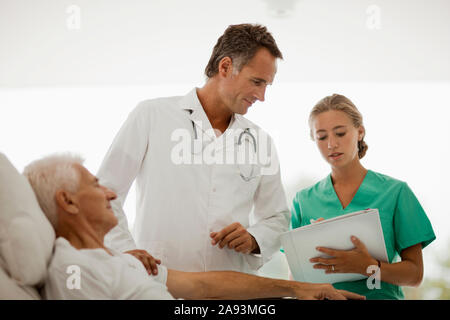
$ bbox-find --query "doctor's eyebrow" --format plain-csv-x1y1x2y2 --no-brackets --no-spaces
251,77,272,85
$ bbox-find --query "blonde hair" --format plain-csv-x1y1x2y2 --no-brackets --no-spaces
23,153,85,229
309,94,368,159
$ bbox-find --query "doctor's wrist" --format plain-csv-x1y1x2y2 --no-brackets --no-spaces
250,235,260,254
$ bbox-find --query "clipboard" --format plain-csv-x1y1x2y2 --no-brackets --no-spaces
280,208,388,284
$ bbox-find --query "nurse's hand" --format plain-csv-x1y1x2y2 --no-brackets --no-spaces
125,249,161,276
309,236,377,275
310,217,325,224
210,222,260,254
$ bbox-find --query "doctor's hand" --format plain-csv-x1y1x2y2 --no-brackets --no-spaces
309,236,377,275
210,222,260,254
125,249,161,276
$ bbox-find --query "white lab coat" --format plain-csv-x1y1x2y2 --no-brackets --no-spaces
97,88,290,274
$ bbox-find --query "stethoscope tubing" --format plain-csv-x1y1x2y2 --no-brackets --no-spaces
190,120,259,181
191,120,256,152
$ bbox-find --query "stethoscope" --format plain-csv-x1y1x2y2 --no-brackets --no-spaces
190,119,259,182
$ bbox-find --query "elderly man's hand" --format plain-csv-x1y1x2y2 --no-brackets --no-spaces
210,222,260,254
294,282,366,300
125,249,161,275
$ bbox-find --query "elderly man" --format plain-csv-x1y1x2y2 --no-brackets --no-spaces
24,154,365,300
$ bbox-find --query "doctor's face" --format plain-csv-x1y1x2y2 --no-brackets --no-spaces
220,47,277,115
71,164,118,232
311,110,364,169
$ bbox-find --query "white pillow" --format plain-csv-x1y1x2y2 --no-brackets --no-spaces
0,153,55,286
0,262,40,299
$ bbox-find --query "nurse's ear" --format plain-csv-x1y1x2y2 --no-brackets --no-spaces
357,125,366,141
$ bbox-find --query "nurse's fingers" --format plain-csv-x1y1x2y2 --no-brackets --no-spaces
313,263,337,271
310,257,337,265
316,246,340,257
350,236,368,251
310,217,325,224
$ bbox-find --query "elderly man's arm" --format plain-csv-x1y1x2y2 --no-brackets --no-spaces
165,269,365,300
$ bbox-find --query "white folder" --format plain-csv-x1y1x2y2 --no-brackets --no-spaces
281,208,388,284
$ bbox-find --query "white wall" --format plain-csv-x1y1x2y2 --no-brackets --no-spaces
1,82,448,283
1,0,450,86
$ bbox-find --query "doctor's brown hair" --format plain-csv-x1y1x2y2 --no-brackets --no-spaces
309,94,369,159
205,24,283,78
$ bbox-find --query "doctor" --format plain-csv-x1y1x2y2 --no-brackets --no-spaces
97,24,290,274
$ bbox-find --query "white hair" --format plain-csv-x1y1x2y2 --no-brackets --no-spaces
23,153,85,229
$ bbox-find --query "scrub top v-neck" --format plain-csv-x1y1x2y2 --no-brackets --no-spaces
326,170,369,211
290,169,436,300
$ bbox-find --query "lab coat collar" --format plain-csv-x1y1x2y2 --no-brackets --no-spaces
178,88,203,112
179,88,254,145
179,88,215,141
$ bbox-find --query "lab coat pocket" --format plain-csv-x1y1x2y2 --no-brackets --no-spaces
235,162,261,197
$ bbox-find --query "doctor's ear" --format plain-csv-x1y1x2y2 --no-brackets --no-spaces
218,56,234,77
55,190,79,215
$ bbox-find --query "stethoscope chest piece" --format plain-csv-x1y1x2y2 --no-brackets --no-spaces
235,128,259,182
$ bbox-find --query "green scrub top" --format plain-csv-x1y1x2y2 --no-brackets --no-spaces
290,170,436,300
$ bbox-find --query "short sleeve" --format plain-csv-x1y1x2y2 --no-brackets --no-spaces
290,193,302,230
394,182,436,253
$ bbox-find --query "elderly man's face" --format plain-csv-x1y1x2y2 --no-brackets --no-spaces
220,47,277,115
71,164,118,232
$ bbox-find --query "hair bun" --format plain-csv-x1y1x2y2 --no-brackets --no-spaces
358,140,368,159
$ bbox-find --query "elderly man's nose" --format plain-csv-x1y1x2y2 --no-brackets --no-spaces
102,186,117,200
108,190,117,201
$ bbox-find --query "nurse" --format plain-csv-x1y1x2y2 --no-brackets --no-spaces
290,94,436,299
